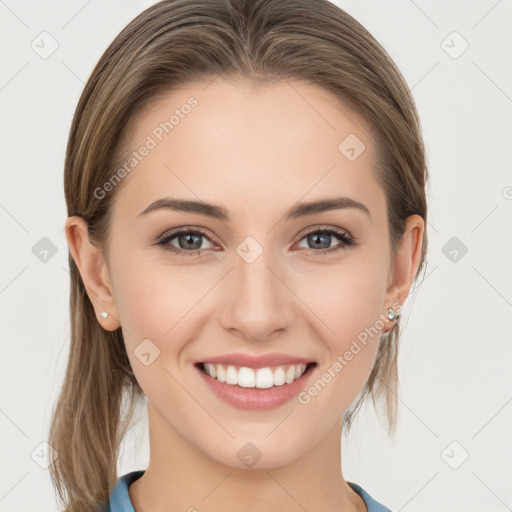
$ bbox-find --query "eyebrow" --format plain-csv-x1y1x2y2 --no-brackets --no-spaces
137,196,371,222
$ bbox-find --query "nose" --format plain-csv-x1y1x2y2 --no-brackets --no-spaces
219,246,296,342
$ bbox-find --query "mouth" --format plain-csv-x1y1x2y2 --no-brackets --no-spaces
194,361,317,388
194,361,318,410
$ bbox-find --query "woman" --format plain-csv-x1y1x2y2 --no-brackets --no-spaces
49,0,428,510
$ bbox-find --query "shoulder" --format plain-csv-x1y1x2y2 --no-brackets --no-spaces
101,470,145,512
347,481,394,512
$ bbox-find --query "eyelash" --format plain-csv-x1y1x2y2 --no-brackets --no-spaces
156,226,356,257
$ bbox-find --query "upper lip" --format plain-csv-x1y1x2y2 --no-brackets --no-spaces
197,352,316,369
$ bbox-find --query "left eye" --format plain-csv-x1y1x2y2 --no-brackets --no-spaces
295,227,354,254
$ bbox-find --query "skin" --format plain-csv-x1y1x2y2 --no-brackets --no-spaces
66,77,424,512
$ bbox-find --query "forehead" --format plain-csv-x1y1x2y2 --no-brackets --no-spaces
110,78,384,222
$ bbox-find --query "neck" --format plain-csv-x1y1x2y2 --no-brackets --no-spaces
129,401,366,512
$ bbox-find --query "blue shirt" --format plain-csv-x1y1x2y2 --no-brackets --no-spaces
102,470,393,512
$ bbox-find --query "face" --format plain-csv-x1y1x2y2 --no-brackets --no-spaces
88,78,410,468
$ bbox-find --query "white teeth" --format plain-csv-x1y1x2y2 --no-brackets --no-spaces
273,367,286,386
226,365,238,385
216,364,226,382
205,363,216,378
239,367,255,388
285,366,295,384
255,368,274,389
202,362,309,388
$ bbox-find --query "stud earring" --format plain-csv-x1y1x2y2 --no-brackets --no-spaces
101,311,108,319
386,307,401,321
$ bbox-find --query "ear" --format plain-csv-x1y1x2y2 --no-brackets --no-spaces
64,216,120,331
382,214,425,332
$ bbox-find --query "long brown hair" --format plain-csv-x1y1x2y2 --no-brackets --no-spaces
49,0,429,509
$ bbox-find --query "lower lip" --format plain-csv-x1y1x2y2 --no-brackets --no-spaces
196,364,316,410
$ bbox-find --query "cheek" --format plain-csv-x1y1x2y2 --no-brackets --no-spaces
292,260,388,399
111,252,213,369
294,257,388,345
111,258,197,410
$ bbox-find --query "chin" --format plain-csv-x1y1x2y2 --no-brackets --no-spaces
201,433,307,470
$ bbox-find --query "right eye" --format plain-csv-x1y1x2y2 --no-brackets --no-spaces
157,228,216,256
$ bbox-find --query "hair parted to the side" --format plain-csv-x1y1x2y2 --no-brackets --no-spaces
49,0,428,510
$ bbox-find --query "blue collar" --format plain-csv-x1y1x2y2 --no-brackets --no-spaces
104,470,393,512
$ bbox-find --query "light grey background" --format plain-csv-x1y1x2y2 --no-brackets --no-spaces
1,1,511,510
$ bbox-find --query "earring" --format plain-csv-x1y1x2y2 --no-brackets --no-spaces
386,306,401,321
101,311,108,319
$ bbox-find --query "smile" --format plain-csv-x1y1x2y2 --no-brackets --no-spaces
199,362,311,388
194,359,317,410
